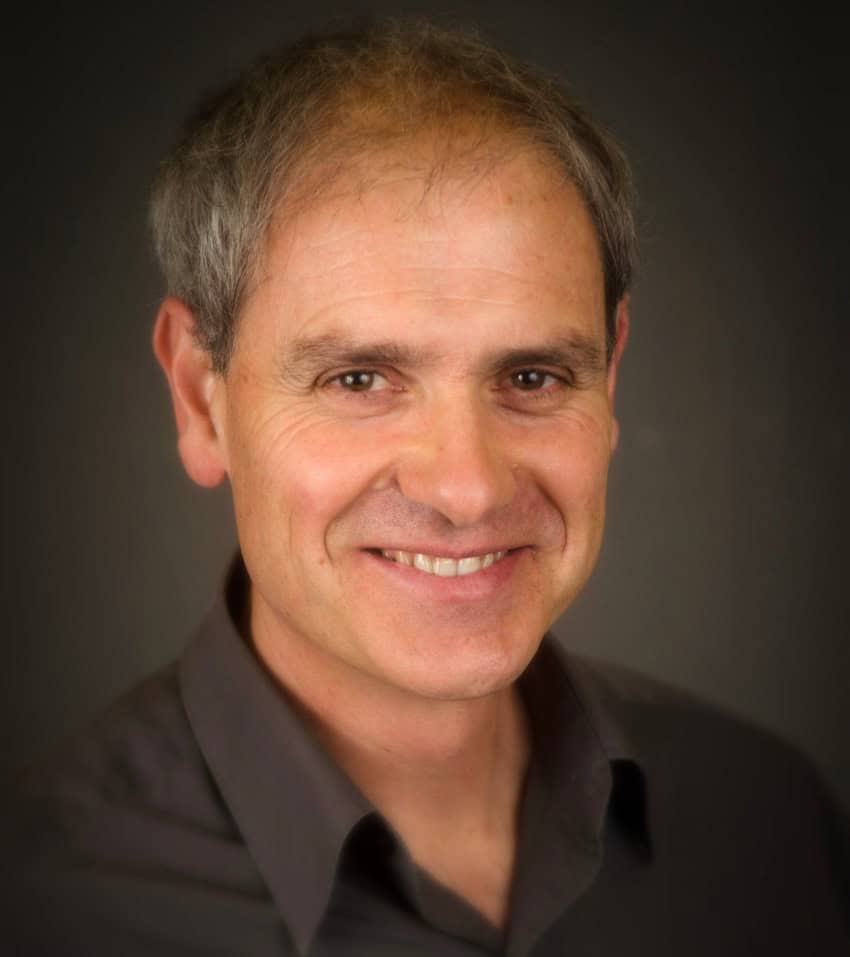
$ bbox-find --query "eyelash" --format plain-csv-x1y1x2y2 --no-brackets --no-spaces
325,370,393,393
324,368,571,405
505,369,568,398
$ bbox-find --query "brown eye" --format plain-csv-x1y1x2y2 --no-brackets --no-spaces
337,370,383,391
511,369,552,390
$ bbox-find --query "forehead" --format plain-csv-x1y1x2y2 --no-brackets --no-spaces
246,142,606,347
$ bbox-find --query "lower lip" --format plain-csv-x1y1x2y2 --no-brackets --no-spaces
360,548,528,602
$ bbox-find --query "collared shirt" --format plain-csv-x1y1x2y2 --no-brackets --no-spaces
5,557,848,955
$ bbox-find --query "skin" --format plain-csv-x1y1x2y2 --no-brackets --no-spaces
154,144,628,926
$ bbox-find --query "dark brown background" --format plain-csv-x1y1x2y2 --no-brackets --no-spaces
2,1,847,809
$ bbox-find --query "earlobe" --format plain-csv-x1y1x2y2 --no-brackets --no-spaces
607,297,630,452
152,298,229,488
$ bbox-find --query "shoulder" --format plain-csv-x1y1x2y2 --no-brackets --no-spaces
565,651,819,783
3,664,272,953
7,663,229,856
5,661,251,871
566,651,849,926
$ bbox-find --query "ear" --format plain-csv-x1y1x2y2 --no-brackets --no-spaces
152,297,228,488
606,296,630,453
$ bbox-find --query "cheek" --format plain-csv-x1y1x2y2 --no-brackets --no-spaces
532,409,612,511
228,406,399,550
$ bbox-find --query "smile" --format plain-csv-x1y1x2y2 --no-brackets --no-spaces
379,549,508,577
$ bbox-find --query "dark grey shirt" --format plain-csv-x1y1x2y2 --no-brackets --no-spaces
5,558,848,955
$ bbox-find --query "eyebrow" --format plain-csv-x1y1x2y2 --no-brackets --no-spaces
278,331,607,386
283,335,443,375
484,338,607,383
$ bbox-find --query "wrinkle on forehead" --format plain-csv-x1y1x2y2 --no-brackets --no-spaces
252,130,574,278
268,162,595,279
233,138,607,368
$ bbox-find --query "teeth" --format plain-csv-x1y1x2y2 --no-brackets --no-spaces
433,558,457,577
413,553,434,574
380,549,508,577
457,556,482,575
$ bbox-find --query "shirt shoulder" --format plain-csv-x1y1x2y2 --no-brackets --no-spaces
3,664,279,955
564,651,849,931
9,663,232,857
565,651,826,783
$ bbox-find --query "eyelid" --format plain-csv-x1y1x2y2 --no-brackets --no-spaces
322,368,394,391
492,368,574,407
503,367,573,387
319,366,574,399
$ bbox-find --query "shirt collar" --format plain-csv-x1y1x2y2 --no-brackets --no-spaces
179,556,373,956
519,635,648,830
179,555,650,955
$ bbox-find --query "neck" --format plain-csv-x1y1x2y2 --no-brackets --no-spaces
317,679,530,841
249,592,531,844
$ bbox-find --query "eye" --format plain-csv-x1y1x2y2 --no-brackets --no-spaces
510,369,559,391
330,370,390,392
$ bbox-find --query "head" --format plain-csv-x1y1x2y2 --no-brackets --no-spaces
152,19,636,704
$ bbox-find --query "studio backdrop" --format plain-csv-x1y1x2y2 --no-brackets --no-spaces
2,0,847,810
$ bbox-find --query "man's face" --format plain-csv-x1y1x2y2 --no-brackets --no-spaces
212,147,624,702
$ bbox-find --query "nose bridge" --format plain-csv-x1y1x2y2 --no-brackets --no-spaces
396,389,517,527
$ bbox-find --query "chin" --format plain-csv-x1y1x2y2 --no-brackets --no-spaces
372,627,542,702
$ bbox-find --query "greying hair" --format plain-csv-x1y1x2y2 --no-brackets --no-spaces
150,19,637,372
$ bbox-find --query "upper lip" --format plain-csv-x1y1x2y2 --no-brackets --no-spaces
368,544,524,559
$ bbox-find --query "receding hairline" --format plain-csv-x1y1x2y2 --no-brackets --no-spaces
255,122,570,243
149,18,636,372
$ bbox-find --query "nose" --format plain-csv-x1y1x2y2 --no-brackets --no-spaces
395,398,517,528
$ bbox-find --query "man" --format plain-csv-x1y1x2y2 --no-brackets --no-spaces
7,19,847,956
